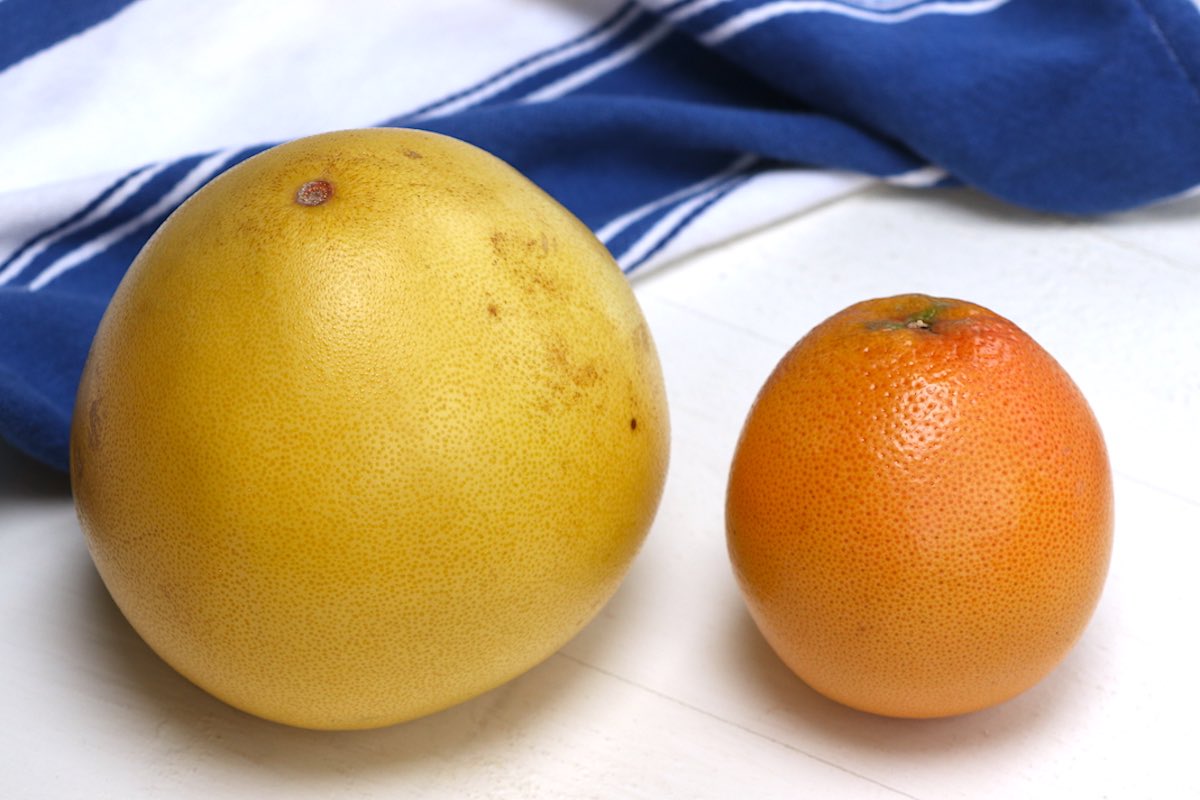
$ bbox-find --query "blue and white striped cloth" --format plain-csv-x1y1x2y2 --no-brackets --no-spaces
3,0,1199,471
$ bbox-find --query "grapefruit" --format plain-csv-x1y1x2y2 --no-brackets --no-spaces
726,294,1112,718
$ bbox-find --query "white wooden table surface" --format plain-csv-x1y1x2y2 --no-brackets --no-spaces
3,184,1198,799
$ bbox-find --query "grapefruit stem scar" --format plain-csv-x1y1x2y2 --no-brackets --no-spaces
295,179,333,206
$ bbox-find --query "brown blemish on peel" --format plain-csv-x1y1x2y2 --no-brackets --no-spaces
493,231,562,298
487,304,500,318
295,180,333,206
403,149,423,160
528,271,560,297
547,342,570,371
544,340,605,402
630,418,638,431
571,363,601,388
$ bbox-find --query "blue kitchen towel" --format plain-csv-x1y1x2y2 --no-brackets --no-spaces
2,0,1199,472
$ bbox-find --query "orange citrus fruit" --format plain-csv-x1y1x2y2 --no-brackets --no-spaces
71,129,669,730
726,294,1113,718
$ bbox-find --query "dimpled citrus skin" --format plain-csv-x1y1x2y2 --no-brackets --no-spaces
726,294,1112,719
70,128,669,730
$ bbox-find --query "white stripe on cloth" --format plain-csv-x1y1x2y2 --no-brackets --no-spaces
618,164,756,271
627,167,875,275
522,21,674,103
653,0,985,23
701,0,1013,45
0,163,170,287
27,149,240,291
413,1,646,119
597,153,758,244
635,0,715,18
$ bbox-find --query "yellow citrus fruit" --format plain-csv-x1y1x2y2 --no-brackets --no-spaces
70,128,669,730
726,294,1112,718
